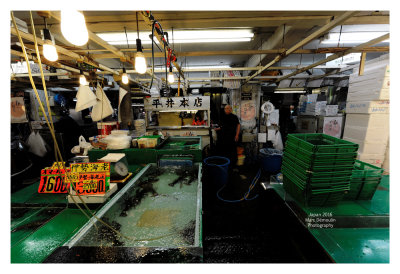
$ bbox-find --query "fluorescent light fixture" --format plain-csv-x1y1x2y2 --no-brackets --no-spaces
274,90,306,94
274,88,305,94
182,65,231,70
321,31,389,44
97,29,254,45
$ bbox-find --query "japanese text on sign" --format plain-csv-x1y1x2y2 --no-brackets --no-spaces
144,96,210,111
38,168,71,193
70,162,110,195
73,173,106,195
70,162,110,173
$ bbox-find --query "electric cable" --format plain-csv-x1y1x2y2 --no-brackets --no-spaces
211,163,261,203
13,11,175,243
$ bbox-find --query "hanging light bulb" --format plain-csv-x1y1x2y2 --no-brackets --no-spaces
168,66,175,84
42,29,58,62
121,68,129,84
135,39,147,74
61,10,89,46
79,70,87,86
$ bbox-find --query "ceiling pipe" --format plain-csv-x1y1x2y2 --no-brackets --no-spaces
276,33,389,82
244,11,358,84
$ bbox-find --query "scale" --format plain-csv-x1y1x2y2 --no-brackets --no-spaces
98,153,132,182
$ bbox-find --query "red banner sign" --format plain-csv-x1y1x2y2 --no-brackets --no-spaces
38,162,111,195
38,168,70,193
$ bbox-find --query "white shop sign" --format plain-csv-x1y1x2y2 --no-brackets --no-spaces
144,96,210,111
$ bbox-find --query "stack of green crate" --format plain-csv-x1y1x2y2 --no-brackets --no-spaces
282,133,358,206
344,160,384,200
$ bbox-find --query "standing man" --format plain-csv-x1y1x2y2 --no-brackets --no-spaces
215,105,241,167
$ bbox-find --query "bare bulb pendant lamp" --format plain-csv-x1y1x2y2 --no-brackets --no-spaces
42,23,58,62
121,67,129,84
167,66,175,84
134,12,147,74
61,10,89,46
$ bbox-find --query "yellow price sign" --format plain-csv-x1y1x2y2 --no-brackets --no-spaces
70,162,110,173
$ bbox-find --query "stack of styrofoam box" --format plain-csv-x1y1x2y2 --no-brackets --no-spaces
305,101,327,115
324,105,339,116
343,60,390,168
382,140,389,174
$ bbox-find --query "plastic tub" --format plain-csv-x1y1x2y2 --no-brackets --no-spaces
203,156,230,189
259,148,283,174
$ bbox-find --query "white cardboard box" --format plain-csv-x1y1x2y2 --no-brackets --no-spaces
346,100,389,114
343,136,387,155
349,75,389,91
343,125,389,143
345,114,389,129
349,65,389,84
382,141,389,174
347,88,389,102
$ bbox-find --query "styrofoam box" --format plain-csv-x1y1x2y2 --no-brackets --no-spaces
343,136,388,155
345,114,389,129
349,76,389,91
346,100,389,114
343,125,389,143
349,65,389,84
347,88,389,101
357,153,385,168
382,141,389,174
347,76,390,101
353,61,389,76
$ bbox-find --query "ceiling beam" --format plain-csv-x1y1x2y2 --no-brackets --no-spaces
32,14,388,32
244,11,358,84
11,26,118,75
92,65,351,75
89,46,389,60
48,11,133,63
276,33,390,82
245,25,292,75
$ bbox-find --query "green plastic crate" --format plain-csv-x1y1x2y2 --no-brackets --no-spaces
352,160,384,178
282,157,353,180
357,180,382,200
282,166,350,192
283,148,356,169
343,160,384,200
287,133,359,153
285,142,357,162
283,151,355,172
283,176,346,207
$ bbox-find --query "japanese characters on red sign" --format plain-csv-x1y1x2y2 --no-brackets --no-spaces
38,168,70,193
38,162,111,195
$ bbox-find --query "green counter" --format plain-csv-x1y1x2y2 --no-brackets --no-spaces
11,165,144,263
270,175,390,263
88,136,203,164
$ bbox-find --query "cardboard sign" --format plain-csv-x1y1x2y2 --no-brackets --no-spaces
39,162,110,195
73,173,107,195
38,168,70,193
70,162,110,195
70,162,110,173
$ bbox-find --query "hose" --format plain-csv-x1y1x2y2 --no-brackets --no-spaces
207,161,261,203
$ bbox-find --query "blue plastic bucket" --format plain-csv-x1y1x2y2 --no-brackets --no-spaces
259,148,283,174
203,156,230,189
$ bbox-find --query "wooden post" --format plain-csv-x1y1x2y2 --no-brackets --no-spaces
359,52,367,76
